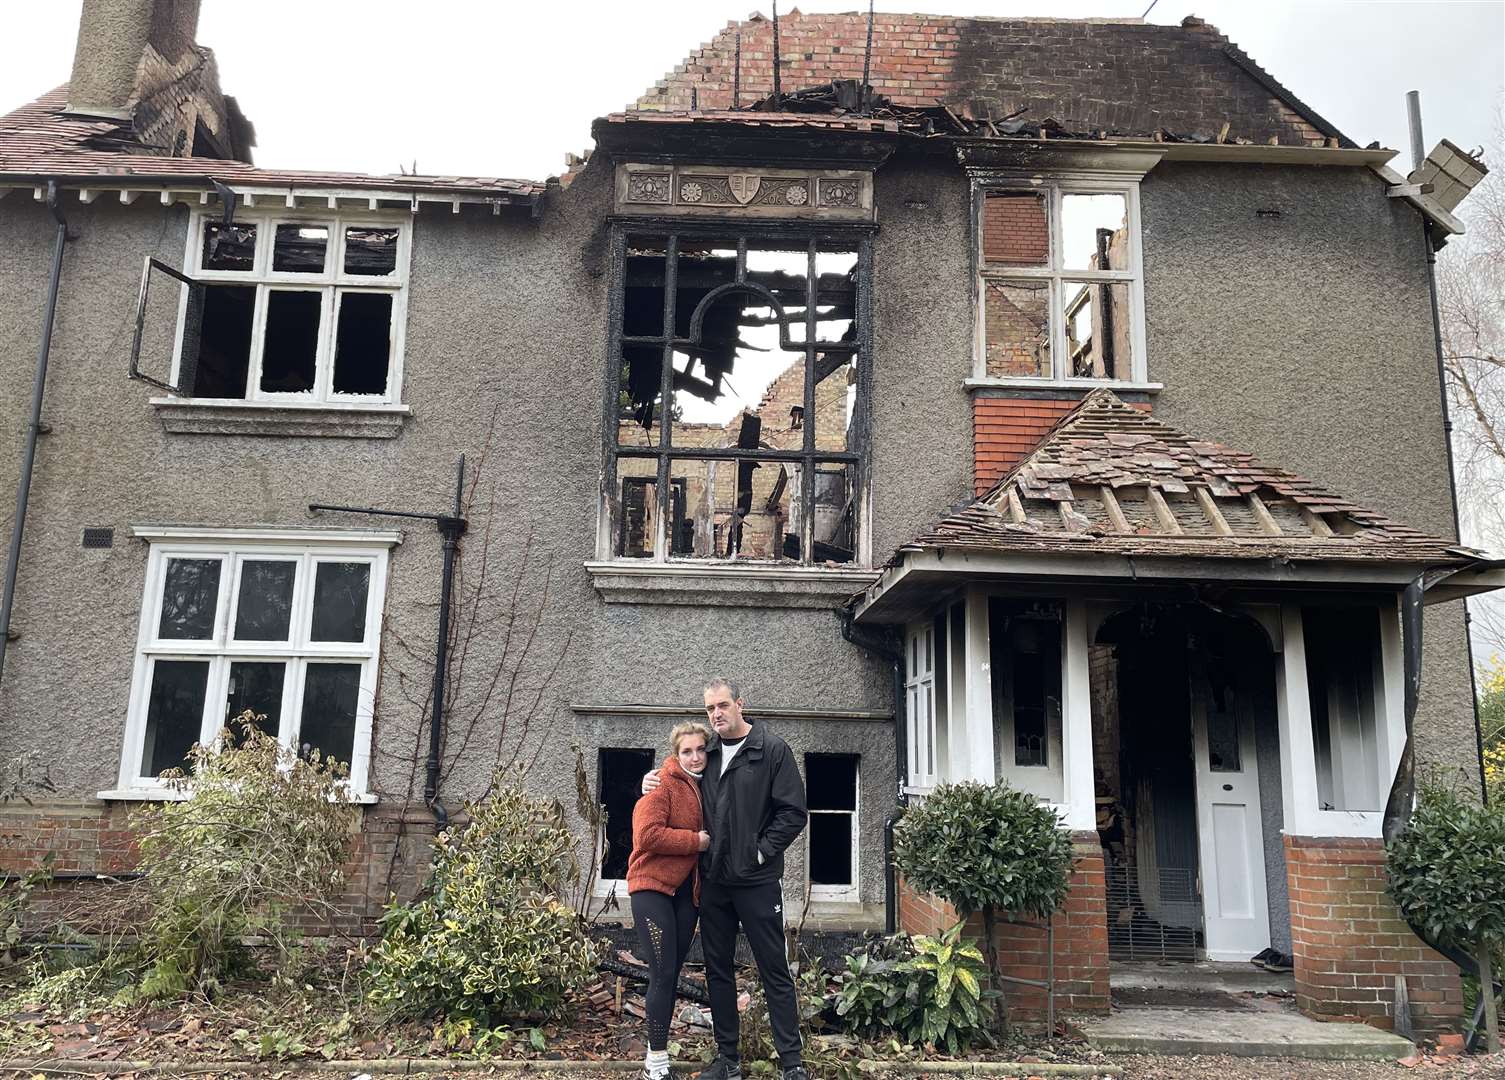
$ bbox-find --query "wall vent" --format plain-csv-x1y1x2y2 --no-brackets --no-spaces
82,527,114,549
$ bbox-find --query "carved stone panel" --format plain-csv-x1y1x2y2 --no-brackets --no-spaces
617,164,873,221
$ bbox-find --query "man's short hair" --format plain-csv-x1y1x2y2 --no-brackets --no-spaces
703,677,741,701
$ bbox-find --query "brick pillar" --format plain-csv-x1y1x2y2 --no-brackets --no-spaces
895,833,1109,1023
1285,835,1462,1035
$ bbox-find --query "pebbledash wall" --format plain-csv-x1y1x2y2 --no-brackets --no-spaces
0,144,1479,1027
912,161,1471,1031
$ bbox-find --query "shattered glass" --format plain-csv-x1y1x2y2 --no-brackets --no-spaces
202,221,256,271
273,224,328,273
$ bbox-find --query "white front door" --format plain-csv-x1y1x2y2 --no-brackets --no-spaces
1190,668,1271,962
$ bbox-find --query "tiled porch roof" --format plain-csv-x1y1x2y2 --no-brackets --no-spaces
896,390,1478,568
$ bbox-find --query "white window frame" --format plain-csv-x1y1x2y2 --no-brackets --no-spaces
973,178,1149,387
107,528,399,800
170,208,412,407
1274,600,1406,839
989,597,1067,805
904,620,939,792
807,753,860,903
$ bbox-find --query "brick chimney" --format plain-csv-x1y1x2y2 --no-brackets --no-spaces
65,0,203,119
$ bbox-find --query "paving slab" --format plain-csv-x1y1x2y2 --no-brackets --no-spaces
1079,1006,1415,1060
1109,960,1294,997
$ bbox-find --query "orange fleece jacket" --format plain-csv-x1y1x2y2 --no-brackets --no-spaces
626,755,703,904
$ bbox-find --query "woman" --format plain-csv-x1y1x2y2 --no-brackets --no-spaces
627,722,712,1080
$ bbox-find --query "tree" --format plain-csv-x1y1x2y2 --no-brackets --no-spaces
1437,119,1505,657
1387,776,1505,1052
1482,656,1505,803
891,781,1074,1029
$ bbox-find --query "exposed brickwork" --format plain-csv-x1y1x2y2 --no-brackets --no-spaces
981,192,1048,267
637,12,1335,146
974,397,1151,495
983,282,1051,379
898,833,1109,1023
1285,835,1462,1035
0,799,439,939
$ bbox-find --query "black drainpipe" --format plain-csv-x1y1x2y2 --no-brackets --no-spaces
1387,562,1505,1050
1421,218,1491,803
840,607,904,933
310,456,468,832
0,181,71,683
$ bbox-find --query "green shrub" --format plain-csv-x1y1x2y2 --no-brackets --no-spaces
892,781,1073,1028
834,924,991,1054
133,714,358,999
364,773,596,1024
1387,778,1505,952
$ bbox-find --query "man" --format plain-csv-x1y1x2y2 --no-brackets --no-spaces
644,678,808,1080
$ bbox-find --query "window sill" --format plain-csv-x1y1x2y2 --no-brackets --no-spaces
98,787,380,805
585,560,878,609
149,398,411,439
964,378,1164,394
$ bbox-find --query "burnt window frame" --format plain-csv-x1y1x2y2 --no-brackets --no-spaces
972,178,1148,386
600,218,875,568
169,208,411,406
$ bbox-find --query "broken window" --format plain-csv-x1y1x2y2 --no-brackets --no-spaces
598,748,656,883
608,227,868,565
1303,607,1384,812
176,210,407,404
979,184,1141,383
989,598,1064,802
806,753,858,899
120,539,390,794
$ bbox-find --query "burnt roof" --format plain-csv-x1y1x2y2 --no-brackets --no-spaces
636,11,1355,148
0,87,544,200
894,390,1477,568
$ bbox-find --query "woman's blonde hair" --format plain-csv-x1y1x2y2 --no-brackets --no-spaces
670,722,713,755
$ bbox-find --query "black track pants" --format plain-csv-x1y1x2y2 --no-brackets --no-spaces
699,880,801,1066
630,879,698,1051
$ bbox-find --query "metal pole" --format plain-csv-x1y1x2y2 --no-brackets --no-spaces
308,455,468,831
862,0,875,112
771,0,781,107
1406,90,1426,174
424,454,466,824
1406,90,1491,805
0,181,69,683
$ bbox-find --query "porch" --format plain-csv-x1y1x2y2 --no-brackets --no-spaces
855,391,1502,1034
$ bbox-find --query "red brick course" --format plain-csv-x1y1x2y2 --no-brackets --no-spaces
0,799,439,938
981,192,1048,267
898,832,1109,1023
974,397,1151,495
1284,835,1462,1035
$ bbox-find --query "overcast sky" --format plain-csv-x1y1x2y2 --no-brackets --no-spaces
2,1,1501,181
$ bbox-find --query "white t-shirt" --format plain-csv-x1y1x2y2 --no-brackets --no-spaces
719,734,748,776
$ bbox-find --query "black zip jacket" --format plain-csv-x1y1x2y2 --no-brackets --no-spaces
699,721,807,887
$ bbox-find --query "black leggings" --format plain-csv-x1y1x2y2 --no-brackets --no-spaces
630,879,698,1051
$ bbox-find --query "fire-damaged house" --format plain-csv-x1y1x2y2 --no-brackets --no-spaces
1,0,1501,1037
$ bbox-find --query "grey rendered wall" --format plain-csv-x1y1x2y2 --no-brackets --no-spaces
869,159,975,560
0,157,908,907
1141,162,1478,782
